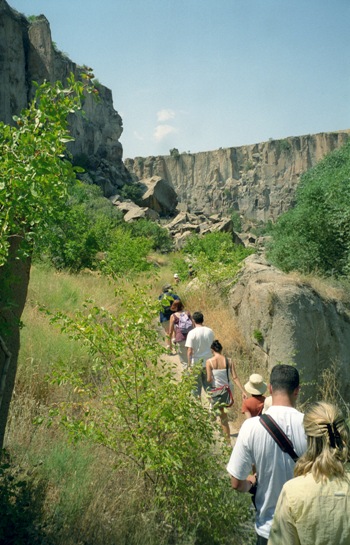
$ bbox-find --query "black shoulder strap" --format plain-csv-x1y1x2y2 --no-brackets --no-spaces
259,414,299,462
225,358,229,383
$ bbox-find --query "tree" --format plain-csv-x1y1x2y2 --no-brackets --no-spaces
267,139,350,276
0,73,95,448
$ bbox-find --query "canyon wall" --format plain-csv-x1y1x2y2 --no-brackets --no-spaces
125,130,350,222
0,0,131,196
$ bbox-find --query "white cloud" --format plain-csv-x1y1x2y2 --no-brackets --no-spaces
154,124,178,142
157,109,176,122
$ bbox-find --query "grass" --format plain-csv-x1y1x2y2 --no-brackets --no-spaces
4,260,261,545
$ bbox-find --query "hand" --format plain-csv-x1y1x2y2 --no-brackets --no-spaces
241,391,248,400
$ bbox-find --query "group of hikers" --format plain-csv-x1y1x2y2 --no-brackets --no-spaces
158,279,350,545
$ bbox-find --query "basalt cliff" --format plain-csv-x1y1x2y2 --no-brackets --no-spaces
125,130,350,222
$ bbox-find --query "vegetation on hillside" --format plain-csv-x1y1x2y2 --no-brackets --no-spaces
33,181,173,273
3,265,257,545
268,139,350,276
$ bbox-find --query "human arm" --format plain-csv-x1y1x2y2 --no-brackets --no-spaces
231,473,257,493
168,315,175,349
187,346,193,367
268,487,300,545
230,359,247,399
206,358,213,384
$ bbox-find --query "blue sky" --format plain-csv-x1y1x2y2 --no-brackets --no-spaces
8,0,350,159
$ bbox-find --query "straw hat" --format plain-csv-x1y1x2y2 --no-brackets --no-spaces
244,373,267,395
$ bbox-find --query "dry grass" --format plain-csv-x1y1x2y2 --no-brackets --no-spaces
288,271,350,304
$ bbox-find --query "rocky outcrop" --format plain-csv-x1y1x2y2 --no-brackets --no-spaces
0,0,131,196
229,255,350,401
138,176,178,216
125,131,350,222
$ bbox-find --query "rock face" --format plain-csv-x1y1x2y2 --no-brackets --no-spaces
0,0,131,196
229,255,350,401
138,176,178,216
125,131,350,222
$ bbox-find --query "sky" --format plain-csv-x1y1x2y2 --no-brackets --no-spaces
8,0,350,159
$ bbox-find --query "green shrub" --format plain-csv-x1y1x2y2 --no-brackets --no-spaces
0,450,45,544
127,219,173,253
102,227,153,276
34,182,123,271
267,139,350,276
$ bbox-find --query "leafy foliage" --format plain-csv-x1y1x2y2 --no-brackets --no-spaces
0,451,45,544
268,139,350,275
45,288,252,543
34,182,123,270
182,231,254,289
0,73,96,266
127,218,173,253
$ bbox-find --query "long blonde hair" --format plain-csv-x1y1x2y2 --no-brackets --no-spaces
295,401,350,482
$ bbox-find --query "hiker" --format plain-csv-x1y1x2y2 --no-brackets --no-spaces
206,339,247,443
185,311,214,397
188,264,195,278
173,273,180,285
227,364,307,545
242,374,267,418
269,401,350,545
158,284,179,336
168,300,194,367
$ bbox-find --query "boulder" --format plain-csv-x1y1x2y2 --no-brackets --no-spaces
229,254,350,402
138,176,178,216
112,199,159,222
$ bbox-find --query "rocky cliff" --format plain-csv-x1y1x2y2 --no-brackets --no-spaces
229,255,350,402
0,0,131,196
125,130,350,222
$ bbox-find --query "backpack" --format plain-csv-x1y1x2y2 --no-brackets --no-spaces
178,312,193,337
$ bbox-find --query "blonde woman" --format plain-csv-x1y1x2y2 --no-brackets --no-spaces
268,401,350,545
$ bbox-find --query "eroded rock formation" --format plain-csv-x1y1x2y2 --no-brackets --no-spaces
229,255,350,401
0,0,131,196
125,131,350,222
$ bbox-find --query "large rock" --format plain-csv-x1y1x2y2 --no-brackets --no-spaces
229,255,350,401
112,199,159,222
138,176,178,216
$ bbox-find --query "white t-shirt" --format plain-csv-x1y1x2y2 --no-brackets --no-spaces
227,405,307,540
185,326,214,367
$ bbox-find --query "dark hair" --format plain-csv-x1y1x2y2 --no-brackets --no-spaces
170,299,184,312
192,311,204,324
211,339,222,353
270,364,300,394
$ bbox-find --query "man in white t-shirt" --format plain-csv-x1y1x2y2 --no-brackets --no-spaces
227,364,307,545
185,311,214,397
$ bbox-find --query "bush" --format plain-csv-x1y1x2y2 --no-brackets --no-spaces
268,139,350,276
0,450,45,544
102,227,153,276
34,182,123,271
179,232,254,293
127,219,173,253
46,287,252,543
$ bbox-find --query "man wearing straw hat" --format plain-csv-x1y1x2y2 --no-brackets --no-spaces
242,373,267,418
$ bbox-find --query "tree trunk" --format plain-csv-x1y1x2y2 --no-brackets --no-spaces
0,237,31,448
